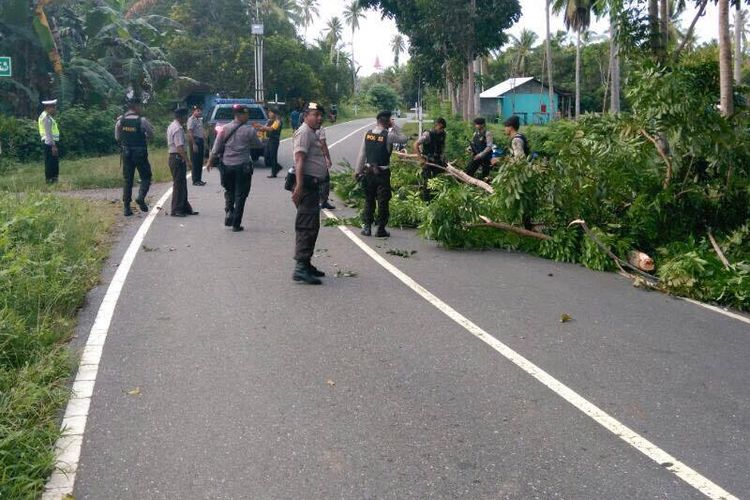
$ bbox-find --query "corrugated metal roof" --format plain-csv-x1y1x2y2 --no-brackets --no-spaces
479,77,535,98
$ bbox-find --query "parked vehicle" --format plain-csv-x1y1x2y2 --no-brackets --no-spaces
206,98,268,161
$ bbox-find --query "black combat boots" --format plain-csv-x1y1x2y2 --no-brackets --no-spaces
361,225,372,237
293,261,322,285
375,226,390,238
124,204,133,217
135,198,149,212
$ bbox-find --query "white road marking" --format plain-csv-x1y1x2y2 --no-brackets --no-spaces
679,297,750,326
326,122,374,149
42,118,376,499
322,210,738,500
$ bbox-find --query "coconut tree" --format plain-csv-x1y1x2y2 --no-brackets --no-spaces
593,0,622,112
545,0,555,118
298,0,319,41
734,1,744,83
719,0,734,115
391,33,406,67
343,1,365,91
325,16,344,63
553,0,593,118
509,29,538,77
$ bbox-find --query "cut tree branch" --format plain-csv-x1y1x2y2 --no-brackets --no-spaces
675,0,709,59
468,216,552,240
396,152,495,194
708,229,731,269
568,219,660,284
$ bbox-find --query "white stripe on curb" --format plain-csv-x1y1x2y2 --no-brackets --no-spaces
322,209,738,500
679,297,750,326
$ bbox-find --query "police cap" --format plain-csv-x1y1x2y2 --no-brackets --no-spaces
304,102,325,115
232,103,249,113
174,107,189,119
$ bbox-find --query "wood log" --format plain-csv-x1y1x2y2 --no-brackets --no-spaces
628,250,655,272
468,216,552,240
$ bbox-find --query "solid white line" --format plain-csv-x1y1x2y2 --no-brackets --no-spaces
43,186,175,499
679,297,750,326
326,122,375,149
322,209,738,500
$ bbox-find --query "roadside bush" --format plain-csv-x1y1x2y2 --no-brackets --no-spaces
0,114,40,162
0,193,114,498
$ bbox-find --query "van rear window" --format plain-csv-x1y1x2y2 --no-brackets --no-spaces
213,106,266,121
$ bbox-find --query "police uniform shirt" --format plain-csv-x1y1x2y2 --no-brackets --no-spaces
114,112,155,143
209,120,262,166
167,120,187,154
187,115,204,140
39,112,58,145
473,130,494,159
511,135,526,159
354,124,408,175
294,122,327,179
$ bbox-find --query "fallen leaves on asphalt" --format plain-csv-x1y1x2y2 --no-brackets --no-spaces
326,379,335,387
386,248,417,258
124,387,141,396
560,313,573,323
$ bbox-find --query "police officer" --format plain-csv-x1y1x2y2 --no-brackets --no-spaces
503,115,530,159
115,98,155,216
465,117,494,179
413,117,447,201
38,99,60,184
187,105,206,186
354,110,407,237
254,108,283,177
291,102,327,284
207,104,262,232
166,107,198,217
317,125,335,209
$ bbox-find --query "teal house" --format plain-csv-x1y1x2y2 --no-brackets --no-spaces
479,77,571,125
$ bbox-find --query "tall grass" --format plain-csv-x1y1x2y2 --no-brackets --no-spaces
0,193,116,498
0,148,173,192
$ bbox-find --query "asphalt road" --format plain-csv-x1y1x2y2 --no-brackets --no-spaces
69,117,749,499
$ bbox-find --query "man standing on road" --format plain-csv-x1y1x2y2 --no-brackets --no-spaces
115,98,154,216
187,105,206,186
291,107,301,131
166,108,198,218
465,117,493,180
38,99,60,184
317,125,335,210
291,102,328,285
207,104,262,232
414,117,447,201
254,108,283,178
355,110,408,237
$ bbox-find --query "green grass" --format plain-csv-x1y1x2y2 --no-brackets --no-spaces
0,193,117,498
0,148,173,192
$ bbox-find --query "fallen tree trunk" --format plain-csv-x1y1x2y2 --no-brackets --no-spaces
395,152,495,194
708,229,731,269
628,250,655,272
569,219,660,284
468,216,552,240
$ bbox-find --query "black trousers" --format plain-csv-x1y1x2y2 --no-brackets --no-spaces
122,147,152,204
44,144,59,183
362,169,392,228
168,154,193,215
265,138,281,175
420,161,443,201
294,176,321,262
465,156,491,179
220,162,253,229
191,138,205,183
319,170,331,205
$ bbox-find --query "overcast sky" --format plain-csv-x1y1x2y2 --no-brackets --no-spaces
304,1,723,77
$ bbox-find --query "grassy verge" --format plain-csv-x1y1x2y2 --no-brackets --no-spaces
0,193,117,498
0,148,173,192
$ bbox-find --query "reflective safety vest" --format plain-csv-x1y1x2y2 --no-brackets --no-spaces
38,111,60,143
364,129,391,167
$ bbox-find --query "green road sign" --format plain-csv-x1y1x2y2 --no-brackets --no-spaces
0,57,11,77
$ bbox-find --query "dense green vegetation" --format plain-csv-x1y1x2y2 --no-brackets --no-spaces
0,194,115,498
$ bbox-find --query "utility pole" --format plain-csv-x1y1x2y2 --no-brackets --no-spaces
251,1,265,102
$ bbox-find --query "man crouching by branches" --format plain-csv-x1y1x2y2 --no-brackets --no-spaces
354,110,408,238
414,117,447,201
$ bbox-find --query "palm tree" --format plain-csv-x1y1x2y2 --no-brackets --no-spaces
719,0,733,115
298,0,319,41
391,33,406,67
734,3,744,83
552,0,592,119
343,1,365,91
593,0,621,112
325,16,344,63
545,0,555,119
263,0,303,25
509,29,538,77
